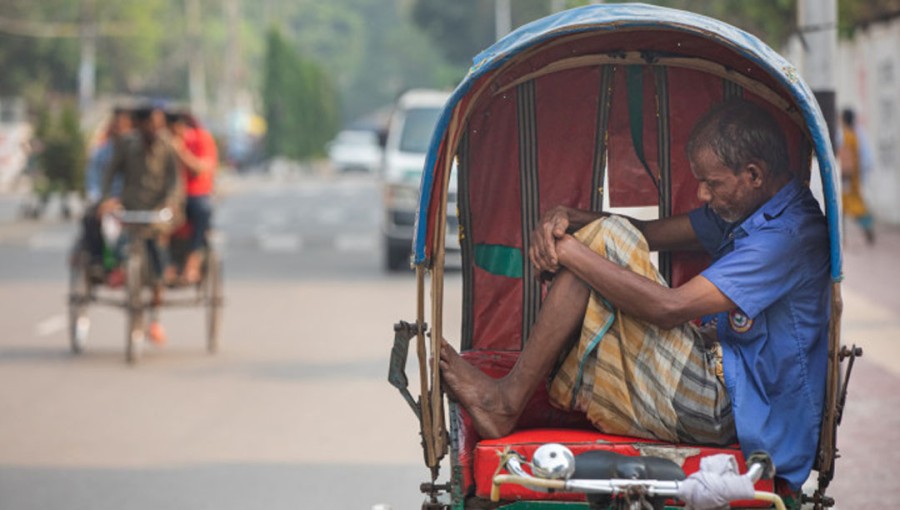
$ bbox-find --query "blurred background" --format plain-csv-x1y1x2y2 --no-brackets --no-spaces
0,0,898,509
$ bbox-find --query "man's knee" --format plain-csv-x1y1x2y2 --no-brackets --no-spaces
573,215,646,249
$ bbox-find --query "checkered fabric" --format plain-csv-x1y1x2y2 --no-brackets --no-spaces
548,216,736,445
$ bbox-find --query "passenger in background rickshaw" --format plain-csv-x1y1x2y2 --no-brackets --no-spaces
168,111,218,284
441,99,829,492
99,104,183,344
82,107,133,281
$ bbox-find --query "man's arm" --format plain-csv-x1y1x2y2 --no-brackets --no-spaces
172,138,215,176
162,151,183,209
100,139,123,201
97,139,125,215
628,214,704,252
84,147,104,204
556,233,734,328
530,206,703,273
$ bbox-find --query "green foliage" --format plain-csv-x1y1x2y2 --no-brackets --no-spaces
262,29,339,160
410,0,552,67
581,0,899,45
39,102,86,193
0,0,178,97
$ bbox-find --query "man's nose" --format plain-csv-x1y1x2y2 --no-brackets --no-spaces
697,183,711,203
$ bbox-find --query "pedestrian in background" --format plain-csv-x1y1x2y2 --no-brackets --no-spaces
839,108,875,245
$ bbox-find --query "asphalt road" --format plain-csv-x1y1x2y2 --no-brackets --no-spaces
0,169,454,510
0,169,898,509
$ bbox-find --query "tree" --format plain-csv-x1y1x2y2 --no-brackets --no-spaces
411,0,550,67
41,102,86,194
262,28,339,160
411,0,900,64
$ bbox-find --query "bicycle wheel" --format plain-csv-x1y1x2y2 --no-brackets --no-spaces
68,246,91,354
125,244,145,364
204,249,222,354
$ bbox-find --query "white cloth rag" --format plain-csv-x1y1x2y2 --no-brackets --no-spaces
676,454,755,510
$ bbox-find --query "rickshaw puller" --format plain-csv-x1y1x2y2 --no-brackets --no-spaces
98,105,184,345
441,99,829,491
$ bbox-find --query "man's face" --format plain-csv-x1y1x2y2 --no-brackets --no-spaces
113,112,132,135
690,146,760,223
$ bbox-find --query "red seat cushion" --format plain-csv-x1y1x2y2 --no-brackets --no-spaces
455,350,774,506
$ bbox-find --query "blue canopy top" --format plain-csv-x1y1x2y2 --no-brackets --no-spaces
414,3,841,281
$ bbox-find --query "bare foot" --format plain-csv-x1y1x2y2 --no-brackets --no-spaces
439,339,521,439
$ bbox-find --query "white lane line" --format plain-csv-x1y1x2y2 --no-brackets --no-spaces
335,234,377,253
29,232,72,251
35,314,66,337
257,233,302,253
317,207,344,225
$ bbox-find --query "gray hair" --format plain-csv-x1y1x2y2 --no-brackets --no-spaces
686,99,789,178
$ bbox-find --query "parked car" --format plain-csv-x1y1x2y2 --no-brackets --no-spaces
326,129,382,173
380,89,455,271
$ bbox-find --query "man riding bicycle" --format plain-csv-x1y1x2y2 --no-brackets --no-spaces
99,104,183,344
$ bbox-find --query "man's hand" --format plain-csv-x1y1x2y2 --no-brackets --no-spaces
530,206,571,274
96,198,122,218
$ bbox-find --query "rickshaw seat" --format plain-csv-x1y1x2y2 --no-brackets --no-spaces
458,350,775,506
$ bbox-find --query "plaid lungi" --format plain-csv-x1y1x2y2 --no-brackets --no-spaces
547,216,736,445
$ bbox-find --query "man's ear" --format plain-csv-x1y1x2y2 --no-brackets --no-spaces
745,162,765,188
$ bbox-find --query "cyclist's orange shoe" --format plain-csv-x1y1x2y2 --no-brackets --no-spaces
148,322,167,346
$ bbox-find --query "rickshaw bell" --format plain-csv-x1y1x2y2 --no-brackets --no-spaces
441,99,828,491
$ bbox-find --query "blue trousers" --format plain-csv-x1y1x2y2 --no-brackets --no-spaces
185,195,212,252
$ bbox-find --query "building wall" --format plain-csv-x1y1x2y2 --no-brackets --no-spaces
837,17,900,224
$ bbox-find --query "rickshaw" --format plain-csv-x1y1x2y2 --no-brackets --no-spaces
68,206,223,364
388,4,862,510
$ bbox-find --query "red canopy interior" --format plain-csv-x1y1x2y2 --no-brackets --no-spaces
428,28,810,352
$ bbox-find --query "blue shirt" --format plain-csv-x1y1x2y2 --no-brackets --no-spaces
85,141,121,203
688,180,830,490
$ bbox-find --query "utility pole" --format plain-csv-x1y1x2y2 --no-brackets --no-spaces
218,0,240,123
78,0,98,114
185,0,208,117
798,0,838,148
495,0,511,41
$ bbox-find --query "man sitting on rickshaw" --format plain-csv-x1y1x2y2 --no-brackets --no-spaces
441,99,829,491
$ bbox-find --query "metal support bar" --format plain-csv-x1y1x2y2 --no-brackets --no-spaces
388,320,428,420
836,344,863,425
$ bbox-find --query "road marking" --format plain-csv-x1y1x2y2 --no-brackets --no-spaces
317,207,344,224
335,233,377,252
257,233,302,253
28,232,72,251
35,314,66,337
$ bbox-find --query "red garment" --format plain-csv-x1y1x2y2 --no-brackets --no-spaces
181,127,218,196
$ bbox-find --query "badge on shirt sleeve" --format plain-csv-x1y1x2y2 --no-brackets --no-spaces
729,310,753,333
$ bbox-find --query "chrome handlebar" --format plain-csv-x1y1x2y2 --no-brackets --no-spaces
113,208,173,225
491,444,785,510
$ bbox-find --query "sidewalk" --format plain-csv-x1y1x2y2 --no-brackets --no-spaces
831,221,900,509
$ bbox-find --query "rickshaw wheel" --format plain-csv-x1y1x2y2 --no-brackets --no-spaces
125,249,145,364
204,249,222,354
68,247,91,354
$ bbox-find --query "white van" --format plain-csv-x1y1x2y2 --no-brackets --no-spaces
380,89,457,271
